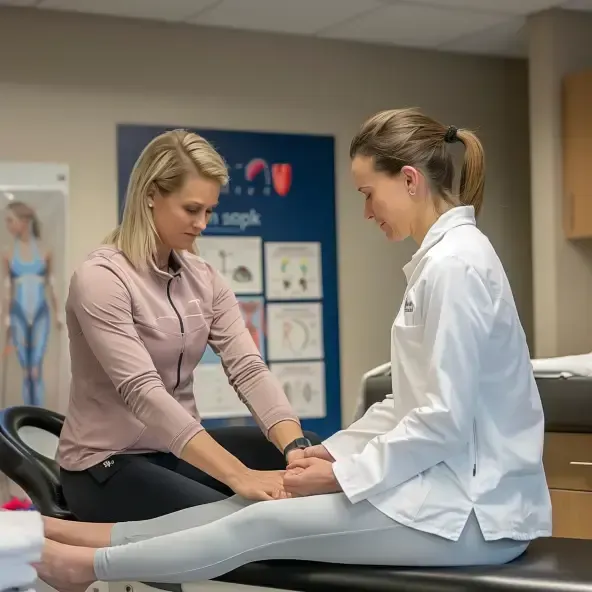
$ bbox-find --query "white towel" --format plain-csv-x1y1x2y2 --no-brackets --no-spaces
0,561,38,592
531,352,592,378
0,512,43,592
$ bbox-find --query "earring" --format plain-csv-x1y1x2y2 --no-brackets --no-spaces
408,190,416,196
148,202,154,208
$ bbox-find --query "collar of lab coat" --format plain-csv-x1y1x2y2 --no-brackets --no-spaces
402,205,476,280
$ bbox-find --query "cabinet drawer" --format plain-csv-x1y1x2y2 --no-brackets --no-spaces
543,433,592,491
550,489,592,539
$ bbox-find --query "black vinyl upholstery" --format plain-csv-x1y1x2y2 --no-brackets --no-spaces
364,373,592,434
0,405,73,519
218,537,592,591
0,372,591,591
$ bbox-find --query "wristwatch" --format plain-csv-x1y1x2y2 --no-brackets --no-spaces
283,437,312,461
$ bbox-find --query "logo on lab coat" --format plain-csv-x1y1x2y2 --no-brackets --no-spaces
404,298,414,313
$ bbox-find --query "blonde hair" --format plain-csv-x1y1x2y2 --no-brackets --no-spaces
105,129,229,267
6,201,41,238
350,107,485,215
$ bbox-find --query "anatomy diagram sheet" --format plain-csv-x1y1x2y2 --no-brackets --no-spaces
197,236,263,295
266,302,323,361
194,364,249,419
264,241,322,300
270,361,326,418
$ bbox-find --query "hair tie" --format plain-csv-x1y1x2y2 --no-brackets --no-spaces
444,126,458,143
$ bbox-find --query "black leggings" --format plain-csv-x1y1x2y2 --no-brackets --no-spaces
60,426,320,523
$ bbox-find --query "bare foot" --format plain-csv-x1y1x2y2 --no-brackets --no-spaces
34,539,96,592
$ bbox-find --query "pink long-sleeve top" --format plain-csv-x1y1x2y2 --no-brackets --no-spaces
57,246,299,471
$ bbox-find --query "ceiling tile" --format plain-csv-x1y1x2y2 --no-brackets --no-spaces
322,3,510,49
441,16,527,57
188,0,382,35
561,0,592,10
37,0,219,22
380,0,563,16
0,0,41,5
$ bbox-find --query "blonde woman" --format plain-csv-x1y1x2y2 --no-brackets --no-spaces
41,109,550,590
57,129,318,523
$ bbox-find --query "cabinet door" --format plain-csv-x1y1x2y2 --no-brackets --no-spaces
563,71,592,238
550,489,592,539
544,432,592,491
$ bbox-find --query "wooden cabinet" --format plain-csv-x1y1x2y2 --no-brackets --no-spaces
544,432,592,539
563,70,592,238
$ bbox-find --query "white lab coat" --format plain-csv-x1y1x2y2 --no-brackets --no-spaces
325,206,552,542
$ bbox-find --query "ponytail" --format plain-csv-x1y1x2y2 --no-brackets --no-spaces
456,129,485,216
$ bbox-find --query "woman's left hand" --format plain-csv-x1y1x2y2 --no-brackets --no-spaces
283,457,342,497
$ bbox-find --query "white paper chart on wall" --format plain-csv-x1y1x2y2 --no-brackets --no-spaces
197,236,263,295
269,361,326,419
264,241,322,300
266,302,324,362
194,364,250,419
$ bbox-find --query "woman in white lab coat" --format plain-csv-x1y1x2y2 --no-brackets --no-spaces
37,108,552,590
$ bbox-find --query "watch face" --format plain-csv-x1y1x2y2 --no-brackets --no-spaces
285,438,311,457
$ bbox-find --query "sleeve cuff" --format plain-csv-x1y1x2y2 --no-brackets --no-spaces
332,456,369,504
169,421,204,457
323,431,370,461
262,414,301,437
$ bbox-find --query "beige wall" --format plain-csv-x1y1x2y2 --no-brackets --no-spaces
528,9,592,358
0,7,531,424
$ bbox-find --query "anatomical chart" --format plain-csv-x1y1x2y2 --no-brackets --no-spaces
264,241,322,300
194,363,250,419
194,296,265,417
266,302,323,362
197,236,262,295
199,295,265,365
269,361,326,418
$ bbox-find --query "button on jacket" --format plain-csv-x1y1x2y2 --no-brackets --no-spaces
325,206,552,542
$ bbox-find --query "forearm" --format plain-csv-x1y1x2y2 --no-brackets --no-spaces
233,362,300,435
268,419,304,454
180,430,249,486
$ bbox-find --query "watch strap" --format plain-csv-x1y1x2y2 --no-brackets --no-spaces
283,437,312,460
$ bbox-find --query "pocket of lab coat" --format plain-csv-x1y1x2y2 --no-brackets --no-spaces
392,323,426,397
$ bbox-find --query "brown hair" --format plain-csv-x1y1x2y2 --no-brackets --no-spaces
6,201,41,238
350,107,485,215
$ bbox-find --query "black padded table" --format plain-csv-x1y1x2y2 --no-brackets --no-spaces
364,373,592,434
2,374,592,592
217,536,592,591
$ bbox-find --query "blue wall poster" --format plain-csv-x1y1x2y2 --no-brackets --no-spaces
117,124,341,438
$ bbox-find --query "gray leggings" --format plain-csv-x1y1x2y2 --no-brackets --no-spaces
94,494,528,584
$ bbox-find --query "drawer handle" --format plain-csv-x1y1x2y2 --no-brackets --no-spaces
570,461,592,466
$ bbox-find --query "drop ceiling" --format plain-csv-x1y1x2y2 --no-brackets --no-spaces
1,0,592,58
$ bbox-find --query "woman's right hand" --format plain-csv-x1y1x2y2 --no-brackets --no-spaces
227,469,288,501
303,444,335,462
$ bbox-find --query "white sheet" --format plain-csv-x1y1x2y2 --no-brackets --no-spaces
531,352,592,378
0,511,43,592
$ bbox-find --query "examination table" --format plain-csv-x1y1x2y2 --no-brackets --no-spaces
1,372,592,592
